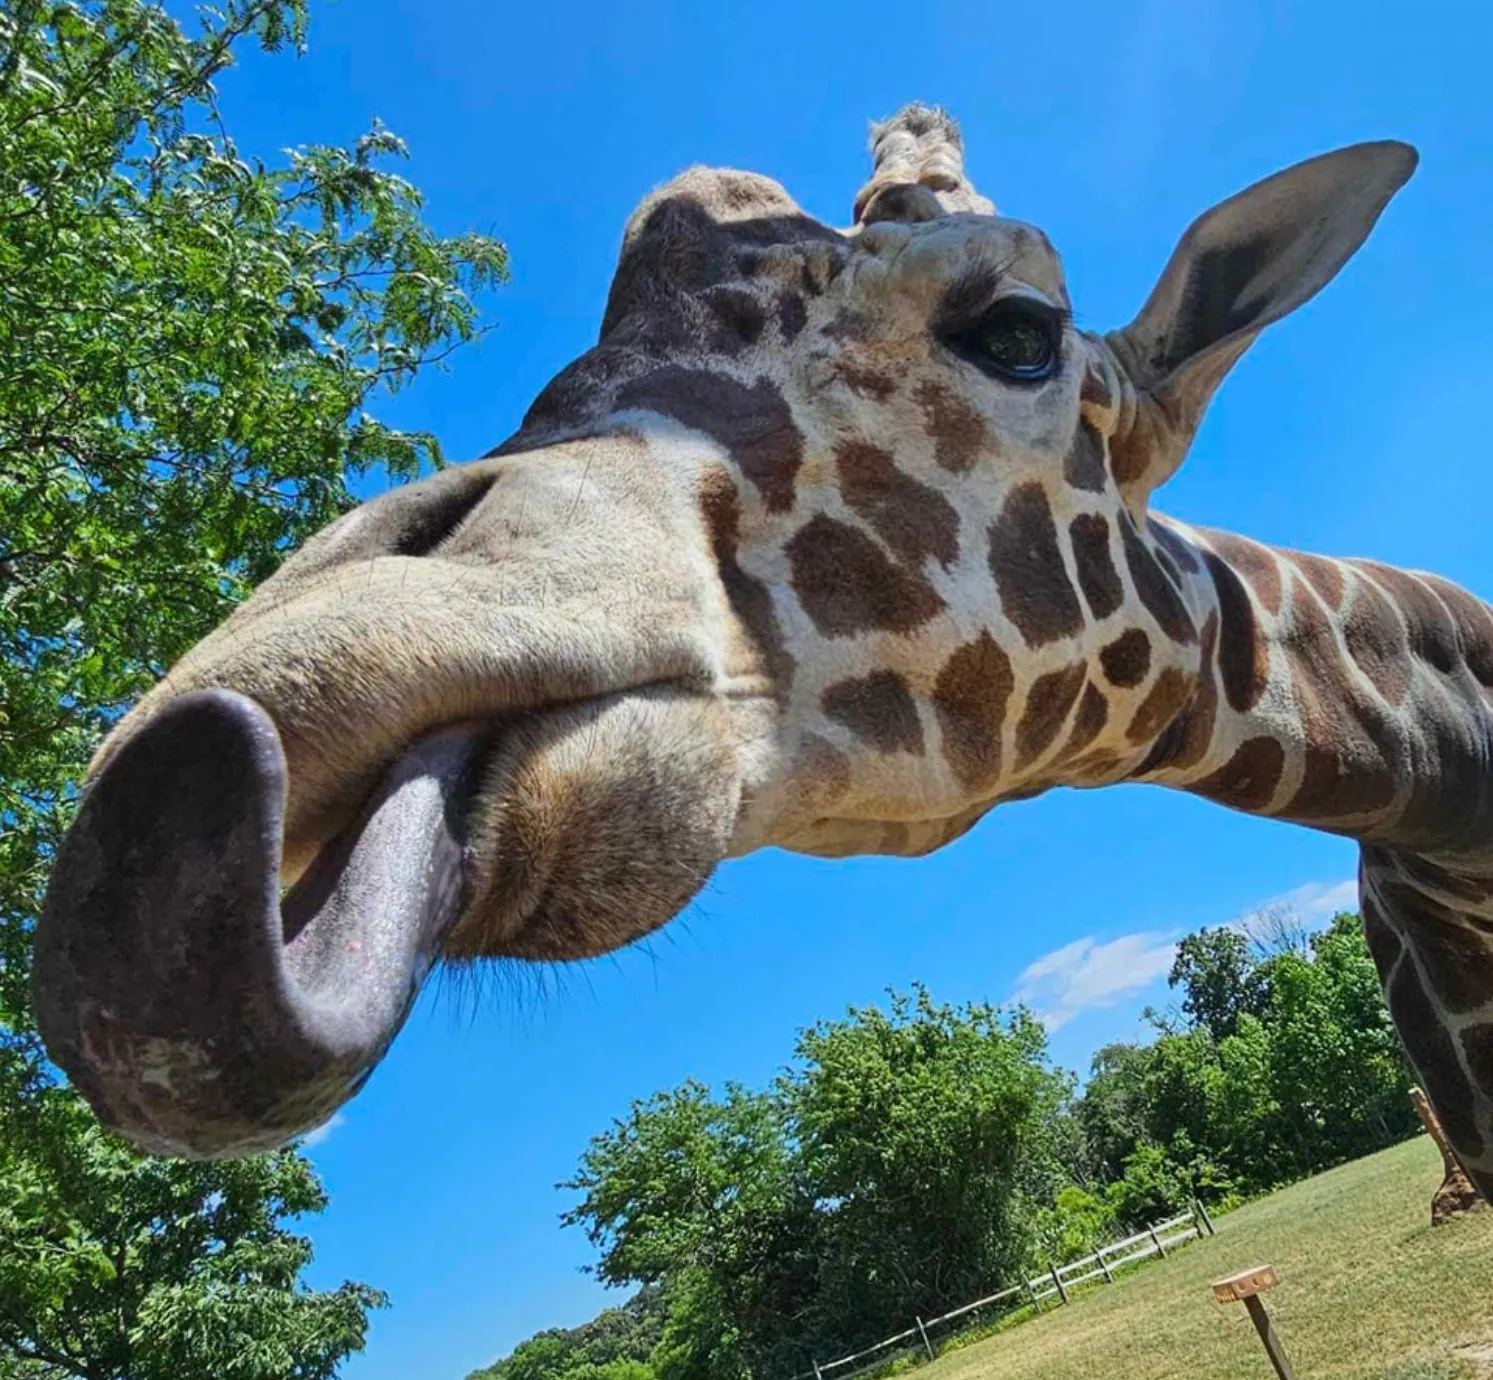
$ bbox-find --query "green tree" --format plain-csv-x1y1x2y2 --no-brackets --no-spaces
560,1083,808,1380
1168,927,1266,1040
787,987,1077,1340
0,2,506,1376
468,1289,664,1380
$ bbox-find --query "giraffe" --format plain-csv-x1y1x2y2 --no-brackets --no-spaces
33,107,1493,1202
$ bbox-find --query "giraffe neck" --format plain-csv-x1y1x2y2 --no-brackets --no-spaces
1135,520,1493,864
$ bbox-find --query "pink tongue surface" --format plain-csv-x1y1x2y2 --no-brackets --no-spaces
33,689,473,1159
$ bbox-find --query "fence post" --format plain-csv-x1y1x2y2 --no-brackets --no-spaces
1147,1224,1167,1258
1096,1244,1114,1283
1024,1275,1044,1313
915,1315,936,1362
812,1364,823,1380
1049,1262,1069,1305
1194,1196,1217,1236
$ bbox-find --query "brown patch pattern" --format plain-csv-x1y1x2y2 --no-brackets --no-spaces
1207,531,1283,615
822,672,925,756
699,471,796,701
989,484,1084,648
1121,513,1197,645
933,633,1015,788
702,285,768,352
1423,575,1493,687
776,292,808,341
787,514,946,637
1099,630,1151,688
915,380,987,473
1194,736,1286,812
618,367,803,514
1281,576,1399,825
1063,420,1108,493
1127,668,1191,744
1149,520,1202,575
1389,948,1484,1158
1356,563,1461,675
1202,548,1269,712
1058,683,1109,761
835,439,959,569
1069,514,1123,620
1341,576,1410,704
1290,551,1346,610
1015,663,1087,769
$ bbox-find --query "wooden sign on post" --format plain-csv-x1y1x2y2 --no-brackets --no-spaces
1212,1265,1296,1380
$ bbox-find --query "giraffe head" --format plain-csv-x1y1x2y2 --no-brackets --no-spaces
34,106,1416,1157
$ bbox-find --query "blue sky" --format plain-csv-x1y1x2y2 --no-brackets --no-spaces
199,2,1493,1376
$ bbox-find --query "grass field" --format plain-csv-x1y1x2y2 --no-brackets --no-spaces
922,1136,1493,1380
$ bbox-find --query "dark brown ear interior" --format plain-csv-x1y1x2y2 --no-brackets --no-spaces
1106,139,1418,498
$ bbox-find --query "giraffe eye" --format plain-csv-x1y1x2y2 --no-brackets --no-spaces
944,301,1063,383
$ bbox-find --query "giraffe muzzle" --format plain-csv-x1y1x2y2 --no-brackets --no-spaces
32,688,482,1158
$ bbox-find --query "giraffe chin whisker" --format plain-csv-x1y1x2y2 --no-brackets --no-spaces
33,688,482,1160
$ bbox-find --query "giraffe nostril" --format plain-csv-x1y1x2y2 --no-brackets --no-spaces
390,473,498,558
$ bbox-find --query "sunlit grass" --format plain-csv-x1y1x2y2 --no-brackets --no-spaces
923,1136,1493,1380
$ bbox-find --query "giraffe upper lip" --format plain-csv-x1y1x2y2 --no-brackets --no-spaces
32,688,481,1159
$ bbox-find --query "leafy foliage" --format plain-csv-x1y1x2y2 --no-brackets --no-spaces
0,2,505,1376
1084,911,1419,1222
549,988,1077,1380
468,1290,666,1380
493,914,1422,1379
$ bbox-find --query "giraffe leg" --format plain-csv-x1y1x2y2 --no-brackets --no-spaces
1361,849,1493,1203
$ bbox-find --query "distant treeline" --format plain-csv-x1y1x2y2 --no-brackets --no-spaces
470,909,1418,1380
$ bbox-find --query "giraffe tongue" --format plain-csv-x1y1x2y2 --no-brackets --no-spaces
33,689,475,1159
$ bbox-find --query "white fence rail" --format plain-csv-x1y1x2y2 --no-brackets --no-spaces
787,1200,1216,1380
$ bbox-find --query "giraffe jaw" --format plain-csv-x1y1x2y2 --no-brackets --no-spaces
32,689,483,1159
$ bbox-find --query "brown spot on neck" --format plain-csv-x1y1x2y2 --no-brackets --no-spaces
1203,547,1269,712
914,380,987,473
932,633,1014,789
822,671,925,755
1069,513,1123,621
1015,663,1087,769
786,514,946,638
1206,531,1283,616
1126,667,1192,744
835,438,959,570
1121,512,1197,646
1193,736,1285,812
1057,683,1109,762
989,484,1084,648
1099,629,1151,689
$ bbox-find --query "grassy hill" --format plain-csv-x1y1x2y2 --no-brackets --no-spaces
922,1136,1493,1380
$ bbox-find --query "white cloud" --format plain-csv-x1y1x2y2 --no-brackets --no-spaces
1233,878,1358,938
1011,931,1179,1032
300,1111,346,1149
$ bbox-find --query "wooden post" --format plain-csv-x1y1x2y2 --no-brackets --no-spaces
1096,1244,1114,1283
1213,1265,1296,1380
914,1316,935,1362
1149,1224,1167,1258
1410,1085,1484,1223
1049,1262,1068,1304
1024,1276,1044,1313
812,1363,823,1380
1194,1197,1216,1236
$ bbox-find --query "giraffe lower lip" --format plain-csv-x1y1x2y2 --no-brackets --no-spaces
33,689,479,1159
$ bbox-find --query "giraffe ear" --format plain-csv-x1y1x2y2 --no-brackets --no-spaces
1106,140,1418,501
